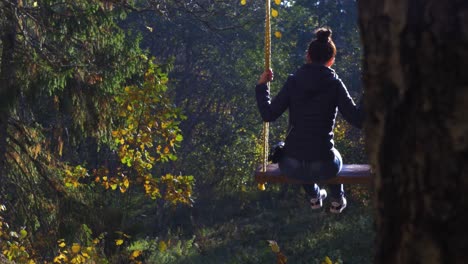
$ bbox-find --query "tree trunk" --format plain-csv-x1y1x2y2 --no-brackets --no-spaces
0,2,17,191
358,1,468,263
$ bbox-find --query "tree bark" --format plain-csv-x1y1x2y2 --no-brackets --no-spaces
0,2,17,191
358,1,468,263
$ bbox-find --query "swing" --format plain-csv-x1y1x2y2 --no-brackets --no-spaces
255,0,372,187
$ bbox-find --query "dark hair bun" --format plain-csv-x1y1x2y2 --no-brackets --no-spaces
315,28,332,43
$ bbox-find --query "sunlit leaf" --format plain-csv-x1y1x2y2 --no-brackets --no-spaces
158,241,167,252
271,8,279,17
274,31,282,38
19,229,28,239
71,243,81,254
131,250,142,258
53,253,68,263
274,0,281,5
123,178,130,188
322,256,333,264
257,183,266,191
115,239,124,246
267,240,280,253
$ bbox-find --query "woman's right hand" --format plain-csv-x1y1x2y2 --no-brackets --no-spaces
257,69,274,85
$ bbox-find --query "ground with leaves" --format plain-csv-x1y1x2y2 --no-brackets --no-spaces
128,185,374,264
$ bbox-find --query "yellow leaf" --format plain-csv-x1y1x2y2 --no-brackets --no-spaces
110,183,118,190
33,1,38,7
323,256,333,264
53,253,68,263
268,240,280,253
257,183,266,191
71,243,81,254
274,31,282,38
274,0,281,5
271,8,279,17
124,87,130,92
158,241,167,252
123,179,130,188
240,0,246,5
58,242,66,248
131,250,142,258
115,239,124,246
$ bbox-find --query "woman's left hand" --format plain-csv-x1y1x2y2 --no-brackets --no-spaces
257,69,274,85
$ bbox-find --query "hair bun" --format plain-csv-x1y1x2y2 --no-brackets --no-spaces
315,28,332,43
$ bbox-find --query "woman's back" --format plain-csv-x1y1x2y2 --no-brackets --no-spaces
256,63,361,162
286,63,341,161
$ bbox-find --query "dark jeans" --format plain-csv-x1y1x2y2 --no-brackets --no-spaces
278,148,344,200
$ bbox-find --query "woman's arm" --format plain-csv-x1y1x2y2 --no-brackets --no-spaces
336,79,364,128
255,70,293,122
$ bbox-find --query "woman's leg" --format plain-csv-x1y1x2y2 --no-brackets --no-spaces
327,148,344,200
279,156,320,198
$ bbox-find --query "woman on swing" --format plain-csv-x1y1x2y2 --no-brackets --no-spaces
255,27,363,213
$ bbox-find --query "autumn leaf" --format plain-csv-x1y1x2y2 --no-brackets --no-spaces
274,31,282,38
131,250,142,258
272,8,279,17
277,252,288,264
158,241,167,252
71,243,81,254
274,0,281,5
267,240,280,253
257,183,266,191
322,256,333,264
115,239,124,246
240,0,246,5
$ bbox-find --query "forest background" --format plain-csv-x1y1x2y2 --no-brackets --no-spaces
0,0,372,263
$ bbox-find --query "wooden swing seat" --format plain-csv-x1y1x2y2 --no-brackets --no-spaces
255,164,372,185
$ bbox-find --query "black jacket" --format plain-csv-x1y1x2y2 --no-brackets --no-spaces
255,63,363,161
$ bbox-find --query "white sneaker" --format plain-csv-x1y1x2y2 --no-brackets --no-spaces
330,197,347,214
310,189,327,209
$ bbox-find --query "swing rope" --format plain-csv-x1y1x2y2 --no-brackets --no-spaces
262,0,271,173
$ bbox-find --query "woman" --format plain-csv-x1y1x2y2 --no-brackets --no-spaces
255,28,363,213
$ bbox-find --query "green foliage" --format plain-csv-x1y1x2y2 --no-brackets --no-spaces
1,0,371,262
0,0,192,262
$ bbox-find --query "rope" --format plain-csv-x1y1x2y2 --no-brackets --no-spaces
262,0,271,172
